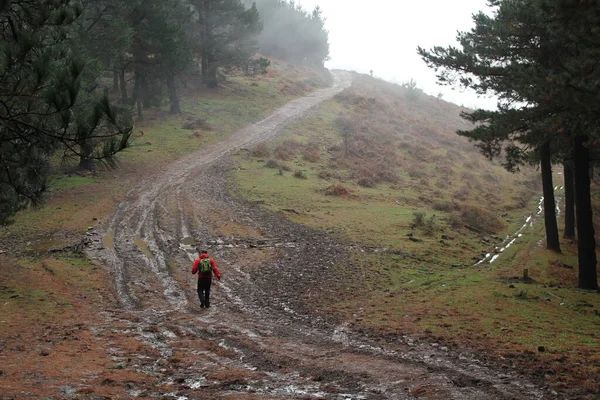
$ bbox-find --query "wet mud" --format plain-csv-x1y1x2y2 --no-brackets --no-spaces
84,72,560,399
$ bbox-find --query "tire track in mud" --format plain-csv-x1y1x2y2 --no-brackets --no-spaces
100,71,351,311
93,72,558,399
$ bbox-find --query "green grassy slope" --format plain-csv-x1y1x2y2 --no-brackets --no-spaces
0,60,332,244
232,73,600,394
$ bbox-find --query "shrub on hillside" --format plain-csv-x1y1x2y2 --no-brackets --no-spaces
462,172,478,183
264,159,281,169
274,140,302,161
459,206,504,233
274,146,294,161
423,214,437,235
353,161,399,186
253,143,271,158
413,211,426,226
264,160,292,171
333,89,353,104
448,214,462,229
324,184,350,197
433,201,460,212
358,178,376,188
293,170,307,179
317,170,342,180
435,178,450,190
375,165,400,184
453,185,471,201
412,211,437,235
407,166,427,179
302,145,320,163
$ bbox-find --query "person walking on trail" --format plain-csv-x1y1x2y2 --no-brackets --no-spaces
191,249,221,308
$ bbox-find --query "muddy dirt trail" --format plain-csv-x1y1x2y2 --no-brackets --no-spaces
90,72,558,399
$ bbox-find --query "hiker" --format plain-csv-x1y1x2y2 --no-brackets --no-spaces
191,249,221,308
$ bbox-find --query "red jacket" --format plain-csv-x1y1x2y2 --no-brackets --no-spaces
192,254,221,280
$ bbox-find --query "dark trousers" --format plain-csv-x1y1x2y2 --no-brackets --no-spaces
197,278,212,307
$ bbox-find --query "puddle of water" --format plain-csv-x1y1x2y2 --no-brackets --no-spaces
135,235,153,259
181,237,195,246
103,231,115,249
28,238,65,252
187,378,206,389
479,188,563,265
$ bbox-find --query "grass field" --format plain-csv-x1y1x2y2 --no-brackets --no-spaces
1,64,598,394
232,73,600,392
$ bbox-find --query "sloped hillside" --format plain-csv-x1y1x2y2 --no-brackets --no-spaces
234,72,540,263
233,73,600,395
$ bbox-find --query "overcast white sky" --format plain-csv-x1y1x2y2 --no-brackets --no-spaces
294,0,497,109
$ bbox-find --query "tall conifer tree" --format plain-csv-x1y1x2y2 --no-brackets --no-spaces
418,0,599,289
190,0,262,87
0,0,132,224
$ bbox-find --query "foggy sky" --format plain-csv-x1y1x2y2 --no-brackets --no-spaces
294,0,496,109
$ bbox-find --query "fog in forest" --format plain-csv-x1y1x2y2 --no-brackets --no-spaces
294,0,497,109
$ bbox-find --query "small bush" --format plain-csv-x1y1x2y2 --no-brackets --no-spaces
333,89,353,104
453,185,471,201
325,185,350,196
358,178,376,188
448,214,461,229
274,140,301,161
293,170,307,179
253,143,271,158
274,147,294,161
435,178,450,190
459,206,504,233
413,211,426,227
375,166,399,184
423,214,437,236
265,159,280,169
264,160,291,171
317,170,341,180
433,201,459,212
302,148,320,163
407,167,426,179
244,57,270,76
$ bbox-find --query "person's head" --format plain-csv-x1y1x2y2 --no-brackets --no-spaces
200,249,208,255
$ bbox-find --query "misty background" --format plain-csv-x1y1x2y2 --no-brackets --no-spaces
293,0,497,109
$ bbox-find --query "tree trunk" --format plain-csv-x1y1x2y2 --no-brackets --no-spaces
140,74,149,109
573,135,598,290
563,160,576,239
119,68,128,104
540,141,561,252
131,70,146,119
130,73,138,106
201,0,208,84
113,70,119,91
201,55,209,84
78,139,94,171
167,74,181,114
132,71,143,120
136,98,143,120
207,65,218,88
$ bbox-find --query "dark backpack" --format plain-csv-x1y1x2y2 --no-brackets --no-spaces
199,258,213,274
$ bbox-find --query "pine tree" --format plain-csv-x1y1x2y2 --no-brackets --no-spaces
418,0,599,289
248,0,330,66
0,0,132,224
190,0,262,88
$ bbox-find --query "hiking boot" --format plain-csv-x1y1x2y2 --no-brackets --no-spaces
200,302,205,308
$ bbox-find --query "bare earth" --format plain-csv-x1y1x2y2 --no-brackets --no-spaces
1,72,561,399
